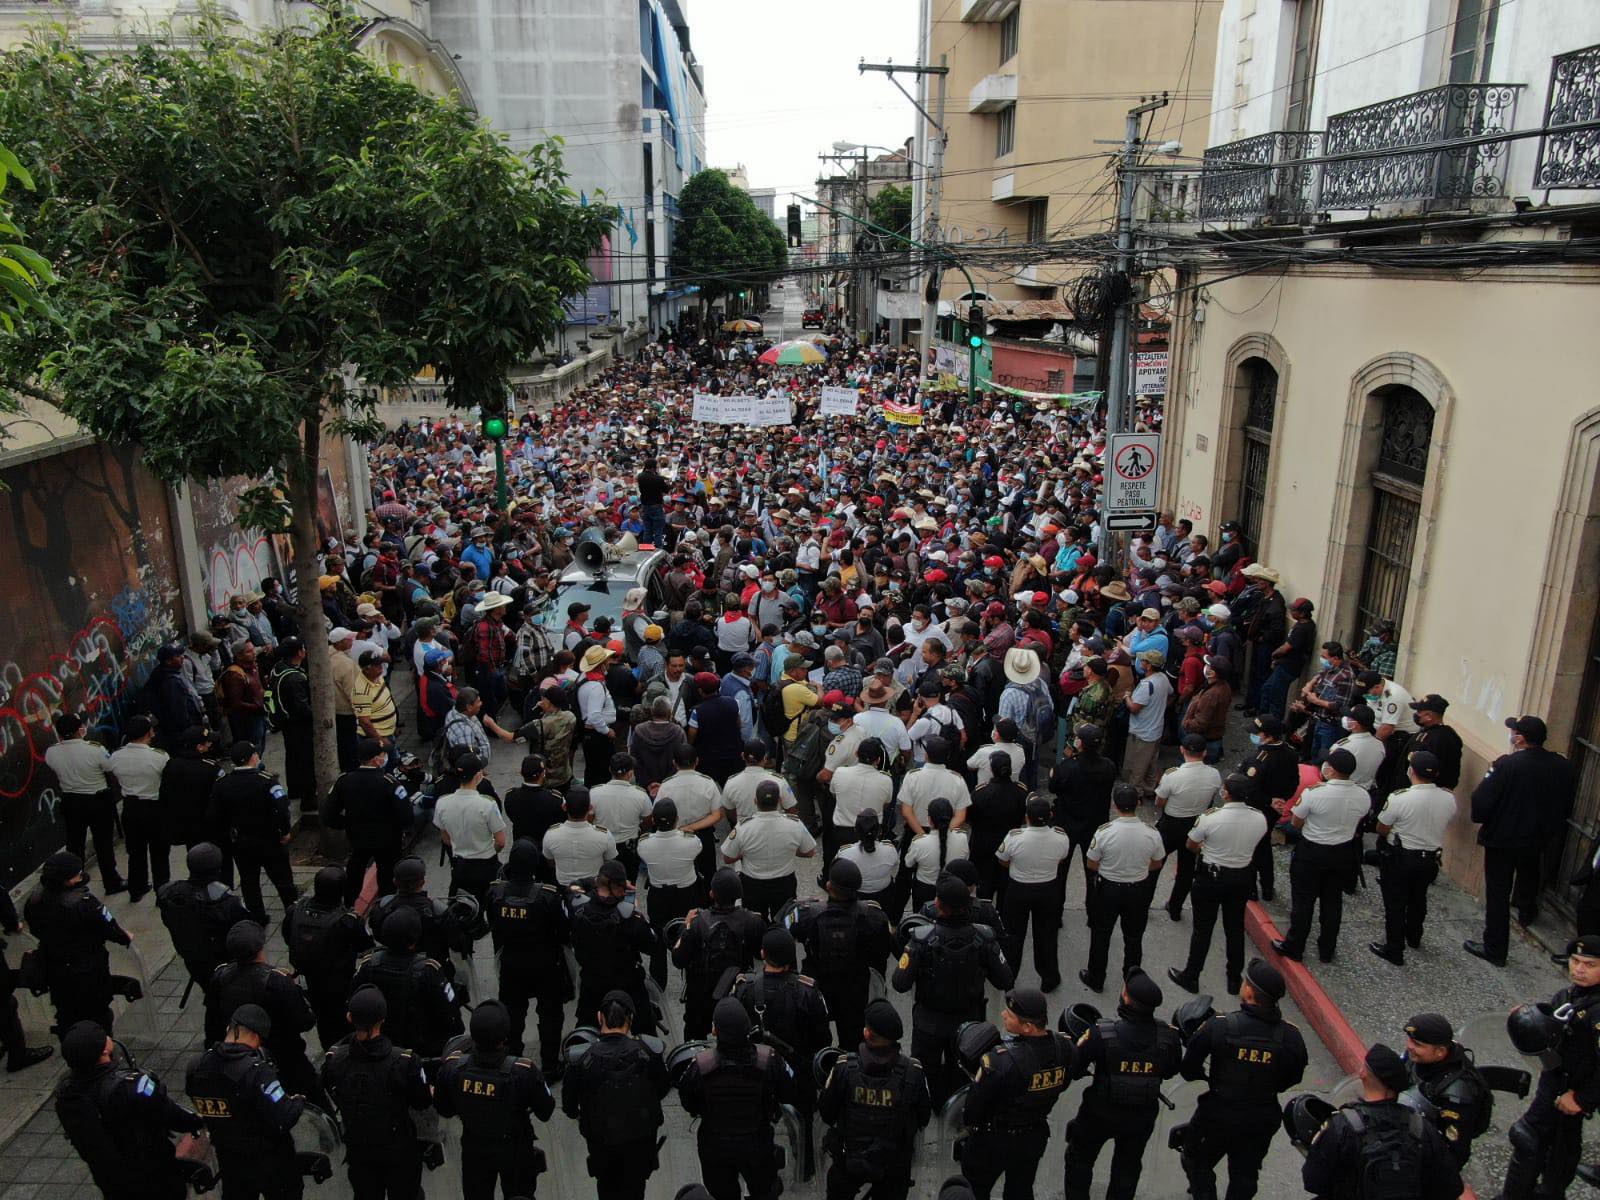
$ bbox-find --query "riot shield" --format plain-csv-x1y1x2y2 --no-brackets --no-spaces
646,975,675,1043
934,1083,969,1167
411,1105,447,1172
1150,1077,1205,1194
777,1102,806,1189
108,939,156,1047
6,929,52,1033
292,1102,343,1184
173,1129,219,1194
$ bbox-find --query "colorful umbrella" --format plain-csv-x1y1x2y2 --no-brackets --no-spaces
759,339,828,365
722,318,763,333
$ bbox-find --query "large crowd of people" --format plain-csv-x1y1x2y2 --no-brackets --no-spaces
16,313,1590,1200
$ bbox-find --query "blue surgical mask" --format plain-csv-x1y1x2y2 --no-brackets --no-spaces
1222,531,1234,542
1249,733,1264,746
1318,656,1332,671
827,721,842,735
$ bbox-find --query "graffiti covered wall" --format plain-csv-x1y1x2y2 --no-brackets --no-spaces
0,443,183,887
191,477,289,617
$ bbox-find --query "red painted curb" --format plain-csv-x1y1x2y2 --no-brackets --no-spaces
1244,900,1479,1200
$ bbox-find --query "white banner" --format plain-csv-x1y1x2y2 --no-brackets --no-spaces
819,386,859,417
1134,351,1169,396
691,392,792,427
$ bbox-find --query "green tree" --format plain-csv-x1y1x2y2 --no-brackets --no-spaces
673,168,787,313
867,182,913,239
0,16,611,804
0,142,51,332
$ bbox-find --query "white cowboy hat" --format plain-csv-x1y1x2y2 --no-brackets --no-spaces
476,592,511,612
1003,647,1042,686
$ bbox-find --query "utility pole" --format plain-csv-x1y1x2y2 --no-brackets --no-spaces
860,58,947,366
1101,93,1168,563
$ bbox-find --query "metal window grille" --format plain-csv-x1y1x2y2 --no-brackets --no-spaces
1238,359,1277,552
1356,389,1434,637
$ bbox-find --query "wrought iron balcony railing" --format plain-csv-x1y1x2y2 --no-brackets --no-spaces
1198,130,1322,223
1535,43,1600,189
1320,82,1523,209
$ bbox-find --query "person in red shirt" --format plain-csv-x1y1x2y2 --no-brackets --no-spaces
1175,625,1208,707
469,592,512,719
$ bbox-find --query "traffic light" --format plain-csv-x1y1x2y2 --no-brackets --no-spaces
481,394,508,440
967,304,985,349
787,203,802,247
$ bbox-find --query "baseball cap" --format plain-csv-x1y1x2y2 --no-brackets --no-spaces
1505,715,1548,744
1409,693,1449,714
1324,748,1358,775
1407,750,1441,780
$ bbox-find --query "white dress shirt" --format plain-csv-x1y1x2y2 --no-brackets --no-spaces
588,780,654,843
829,763,894,830
107,743,170,799
1292,779,1371,846
721,767,797,822
1378,783,1457,852
1002,825,1076,883
721,812,815,879
853,709,912,766
44,739,111,794
967,742,1026,791
899,765,971,829
1190,803,1269,868
837,841,898,893
1156,760,1224,820
542,820,618,884
1332,731,1386,790
904,828,971,884
656,770,724,828
433,788,507,860
637,829,702,888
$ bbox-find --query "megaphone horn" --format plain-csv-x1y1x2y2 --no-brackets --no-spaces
576,540,606,570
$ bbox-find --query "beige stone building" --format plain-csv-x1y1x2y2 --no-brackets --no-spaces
912,0,1221,315
1159,0,1600,904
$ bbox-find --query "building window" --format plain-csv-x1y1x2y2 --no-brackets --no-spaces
1027,198,1048,244
1284,0,1322,132
995,104,1015,157
999,7,1019,65
1237,359,1277,553
1356,387,1434,638
1448,0,1500,84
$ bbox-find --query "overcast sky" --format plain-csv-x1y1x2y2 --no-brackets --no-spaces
688,0,920,211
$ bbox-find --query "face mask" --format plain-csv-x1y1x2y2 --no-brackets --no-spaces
761,580,775,592
1222,532,1233,542
1320,765,1334,781
912,619,928,631
1341,716,1356,731
1318,656,1332,671
1135,662,1148,676
1365,693,1381,706
1249,733,1264,746
827,721,842,735
1161,597,1172,607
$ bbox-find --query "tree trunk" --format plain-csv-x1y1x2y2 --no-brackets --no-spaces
285,419,344,858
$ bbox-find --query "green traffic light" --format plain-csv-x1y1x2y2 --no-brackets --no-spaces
483,416,508,439
968,335,983,349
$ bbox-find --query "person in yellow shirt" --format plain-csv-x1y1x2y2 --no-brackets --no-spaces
353,650,399,764
780,657,819,744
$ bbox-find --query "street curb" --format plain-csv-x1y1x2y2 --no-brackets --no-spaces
1244,900,1480,1200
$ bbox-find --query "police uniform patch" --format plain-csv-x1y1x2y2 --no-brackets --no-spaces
1247,766,1258,776
270,785,288,800
897,952,911,971
264,1081,286,1103
395,786,409,800
135,1074,156,1097
444,982,456,1002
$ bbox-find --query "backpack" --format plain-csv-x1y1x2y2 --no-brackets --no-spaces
1342,1105,1426,1200
287,901,346,979
783,711,828,782
925,702,961,748
808,903,860,976
919,924,986,1015
762,683,794,739
266,665,305,732
700,912,746,978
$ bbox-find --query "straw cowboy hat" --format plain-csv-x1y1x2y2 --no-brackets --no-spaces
579,645,616,673
1003,647,1042,686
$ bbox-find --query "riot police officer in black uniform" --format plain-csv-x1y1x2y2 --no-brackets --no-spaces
157,842,251,997
486,838,570,1073
1499,935,1600,1199
160,725,227,875
818,998,931,1200
186,1003,306,1200
55,1020,202,1200
24,850,133,1037
1178,958,1308,1200
350,905,463,1059
1238,714,1298,901
892,874,1014,1106
204,920,323,1106
0,885,52,1072
282,865,371,1049
1402,1011,1492,1167
958,987,1074,1200
561,989,671,1200
914,859,1007,946
368,855,454,970
319,986,433,1200
434,1000,556,1200
569,859,659,1035
323,738,415,905
673,868,766,1039
211,741,299,924
730,927,833,1175
1061,967,1182,1200
786,858,895,1049
677,996,796,1200
1301,1042,1461,1200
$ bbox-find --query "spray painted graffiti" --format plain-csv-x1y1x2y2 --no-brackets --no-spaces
206,533,279,613
0,442,181,886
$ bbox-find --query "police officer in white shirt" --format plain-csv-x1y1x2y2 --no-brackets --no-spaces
1272,748,1371,963
1154,734,1223,922
826,739,894,868
998,795,1075,992
542,789,619,886
720,780,817,920
722,740,798,822
836,811,899,906
43,712,124,893
853,680,912,768
636,798,702,987
904,797,971,909
1082,783,1166,992
1329,703,1386,792
432,752,507,905
899,736,971,843
966,720,1027,791
588,753,654,879
1355,670,1419,799
106,714,171,901
1369,750,1458,966
655,743,726,888
906,679,965,765
1168,773,1270,994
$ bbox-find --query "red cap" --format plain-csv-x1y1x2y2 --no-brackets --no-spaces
1032,591,1049,605
985,601,1007,617
924,569,948,583
693,671,721,691
1204,580,1229,596
983,555,1004,568
821,689,852,709
1077,554,1097,569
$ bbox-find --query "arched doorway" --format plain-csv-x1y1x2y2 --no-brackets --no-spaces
1237,359,1278,554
